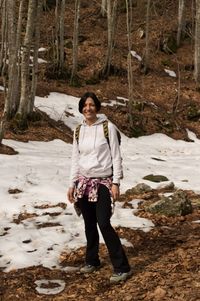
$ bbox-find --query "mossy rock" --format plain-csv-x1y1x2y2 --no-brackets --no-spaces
125,183,152,196
160,34,178,54
187,104,200,121
143,174,169,182
146,190,193,217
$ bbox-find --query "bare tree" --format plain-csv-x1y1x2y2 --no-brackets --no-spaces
70,0,80,83
54,0,66,71
143,0,151,74
101,0,118,78
126,0,134,128
0,0,42,141
194,0,200,86
0,0,6,72
0,0,24,142
177,0,185,47
29,0,43,113
13,0,26,114
4,0,19,119
17,0,37,121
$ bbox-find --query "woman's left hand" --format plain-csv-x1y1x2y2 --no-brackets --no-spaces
111,184,120,201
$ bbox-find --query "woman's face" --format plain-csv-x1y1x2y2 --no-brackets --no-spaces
82,97,97,123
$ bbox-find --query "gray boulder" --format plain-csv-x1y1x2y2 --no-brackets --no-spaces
146,190,193,217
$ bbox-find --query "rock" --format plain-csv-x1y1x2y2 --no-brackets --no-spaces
143,174,169,182
146,190,193,217
133,183,152,193
157,181,175,190
191,197,200,209
125,183,152,196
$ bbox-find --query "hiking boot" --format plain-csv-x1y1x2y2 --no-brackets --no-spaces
80,264,100,274
110,270,132,284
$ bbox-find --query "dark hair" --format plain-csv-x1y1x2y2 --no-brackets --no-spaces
78,92,101,113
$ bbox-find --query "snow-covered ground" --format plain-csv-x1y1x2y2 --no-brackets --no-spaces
0,92,200,273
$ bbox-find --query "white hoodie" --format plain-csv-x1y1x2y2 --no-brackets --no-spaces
69,115,122,187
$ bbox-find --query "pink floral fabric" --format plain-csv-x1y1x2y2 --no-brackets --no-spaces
74,176,112,202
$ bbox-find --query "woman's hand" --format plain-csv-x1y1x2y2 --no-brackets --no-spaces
67,187,75,203
111,184,120,201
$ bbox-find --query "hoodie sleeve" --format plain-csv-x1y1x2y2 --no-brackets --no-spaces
69,129,80,187
108,122,123,184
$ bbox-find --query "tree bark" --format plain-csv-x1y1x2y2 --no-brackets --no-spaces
4,0,17,119
55,0,59,65
102,0,118,78
143,0,151,74
194,0,200,86
126,0,134,129
71,0,80,83
55,0,65,71
17,0,36,120
177,0,185,47
101,0,107,17
29,0,43,114
59,0,65,70
12,0,26,114
0,0,6,72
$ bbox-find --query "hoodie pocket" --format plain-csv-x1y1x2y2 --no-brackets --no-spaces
79,153,100,171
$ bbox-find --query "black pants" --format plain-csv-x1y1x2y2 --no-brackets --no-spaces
78,184,130,273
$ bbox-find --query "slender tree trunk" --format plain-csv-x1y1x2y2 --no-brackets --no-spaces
126,0,134,129
194,0,200,86
12,0,26,114
143,0,151,74
55,0,65,71
102,0,118,78
101,0,107,17
71,0,80,83
17,0,36,120
55,0,59,65
177,0,185,47
29,0,43,114
0,0,6,71
59,0,65,70
4,0,17,119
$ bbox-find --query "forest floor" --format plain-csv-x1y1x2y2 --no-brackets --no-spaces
0,201,200,301
0,0,200,300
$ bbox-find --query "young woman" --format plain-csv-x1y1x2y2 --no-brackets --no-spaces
67,92,131,284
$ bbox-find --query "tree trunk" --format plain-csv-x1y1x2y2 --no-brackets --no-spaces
0,0,6,72
177,0,185,47
59,0,65,70
125,0,135,129
101,0,107,17
12,0,26,114
17,0,36,120
4,0,17,119
194,0,200,86
102,0,118,78
29,0,43,114
55,0,65,71
143,0,151,74
55,0,59,65
71,0,80,83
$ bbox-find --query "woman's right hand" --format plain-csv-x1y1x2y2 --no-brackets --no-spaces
67,187,75,203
